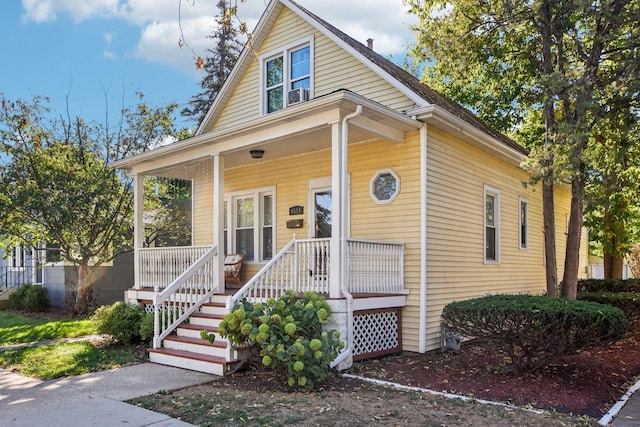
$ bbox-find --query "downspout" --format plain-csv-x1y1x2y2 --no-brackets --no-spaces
419,123,428,353
330,104,363,369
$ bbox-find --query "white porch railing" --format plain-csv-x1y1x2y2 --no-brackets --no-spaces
346,239,405,294
230,237,404,307
137,246,211,290
152,245,218,348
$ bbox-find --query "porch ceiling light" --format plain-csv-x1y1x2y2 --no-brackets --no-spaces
250,149,265,159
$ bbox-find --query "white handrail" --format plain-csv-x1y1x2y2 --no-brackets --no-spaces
346,239,404,294
152,245,218,348
137,246,211,290
229,238,297,307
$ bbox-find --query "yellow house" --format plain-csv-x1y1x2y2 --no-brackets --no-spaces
112,0,587,375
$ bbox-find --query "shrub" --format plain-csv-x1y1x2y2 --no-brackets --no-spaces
441,294,628,373
139,312,154,343
578,278,640,293
219,291,344,389
579,291,640,323
91,302,145,344
9,284,51,312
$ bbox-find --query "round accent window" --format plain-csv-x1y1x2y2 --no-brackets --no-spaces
370,168,400,204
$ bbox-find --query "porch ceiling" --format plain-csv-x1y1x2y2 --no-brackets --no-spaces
112,91,421,178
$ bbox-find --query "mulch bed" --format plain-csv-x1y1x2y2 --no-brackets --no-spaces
349,322,640,418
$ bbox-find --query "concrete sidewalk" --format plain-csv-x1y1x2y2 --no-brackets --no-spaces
0,363,217,427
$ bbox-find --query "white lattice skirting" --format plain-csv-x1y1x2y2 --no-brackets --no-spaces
352,308,402,361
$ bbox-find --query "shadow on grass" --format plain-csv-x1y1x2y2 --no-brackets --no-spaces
0,342,143,380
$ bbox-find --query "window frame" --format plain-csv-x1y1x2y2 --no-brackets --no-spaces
225,187,276,263
369,168,400,204
484,185,500,264
519,197,529,250
259,36,314,115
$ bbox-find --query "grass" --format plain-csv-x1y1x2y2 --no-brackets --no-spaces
0,311,96,346
0,342,142,380
0,310,145,380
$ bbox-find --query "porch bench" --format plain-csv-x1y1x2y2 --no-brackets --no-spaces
224,254,244,287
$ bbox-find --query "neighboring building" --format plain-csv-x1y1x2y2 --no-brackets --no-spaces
112,0,588,375
0,243,133,308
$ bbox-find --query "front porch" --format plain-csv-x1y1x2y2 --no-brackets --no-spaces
125,236,407,374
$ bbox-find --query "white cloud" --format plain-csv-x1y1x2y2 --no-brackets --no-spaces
21,0,418,71
104,50,117,60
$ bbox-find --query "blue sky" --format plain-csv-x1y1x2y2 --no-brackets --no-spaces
0,1,418,131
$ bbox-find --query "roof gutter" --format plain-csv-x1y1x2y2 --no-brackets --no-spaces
408,105,526,166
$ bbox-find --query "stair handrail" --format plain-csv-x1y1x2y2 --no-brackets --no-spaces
229,238,296,308
153,245,218,348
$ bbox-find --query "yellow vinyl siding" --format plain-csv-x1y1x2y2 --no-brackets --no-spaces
423,126,568,351
212,7,415,131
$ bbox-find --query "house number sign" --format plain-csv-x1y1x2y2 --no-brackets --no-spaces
289,205,304,216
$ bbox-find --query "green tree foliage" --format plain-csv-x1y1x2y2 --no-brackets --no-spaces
181,0,242,124
406,0,640,296
143,177,192,247
0,93,177,313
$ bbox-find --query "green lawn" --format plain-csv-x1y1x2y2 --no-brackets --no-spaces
0,311,96,346
0,342,141,380
0,311,145,379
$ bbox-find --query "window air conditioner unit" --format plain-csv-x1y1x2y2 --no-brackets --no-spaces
287,88,309,106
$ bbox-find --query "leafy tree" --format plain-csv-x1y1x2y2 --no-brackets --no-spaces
181,0,242,124
406,0,640,297
143,177,192,247
585,108,640,278
0,93,177,313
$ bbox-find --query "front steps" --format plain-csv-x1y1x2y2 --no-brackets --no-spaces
147,296,244,376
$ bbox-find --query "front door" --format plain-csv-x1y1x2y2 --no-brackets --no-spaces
313,189,332,238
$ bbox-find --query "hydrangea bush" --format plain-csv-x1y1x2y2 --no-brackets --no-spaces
219,290,344,388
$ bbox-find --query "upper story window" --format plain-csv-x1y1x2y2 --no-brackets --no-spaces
261,37,313,114
484,185,500,263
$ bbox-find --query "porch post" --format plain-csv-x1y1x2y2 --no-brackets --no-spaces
213,154,225,292
329,121,344,299
133,173,144,290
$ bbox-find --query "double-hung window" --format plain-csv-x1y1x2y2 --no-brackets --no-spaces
262,37,313,114
226,188,275,262
484,185,500,263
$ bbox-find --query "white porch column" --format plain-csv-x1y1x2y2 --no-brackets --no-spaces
213,154,225,292
133,173,144,290
329,120,344,299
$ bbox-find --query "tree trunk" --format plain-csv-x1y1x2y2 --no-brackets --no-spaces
75,261,94,314
542,177,558,296
604,253,625,279
562,175,585,299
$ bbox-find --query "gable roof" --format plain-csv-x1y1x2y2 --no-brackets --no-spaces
290,1,526,155
196,0,526,156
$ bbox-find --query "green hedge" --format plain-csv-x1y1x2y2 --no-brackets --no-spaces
441,294,628,373
578,278,640,293
578,291,640,322
9,284,51,312
91,302,146,344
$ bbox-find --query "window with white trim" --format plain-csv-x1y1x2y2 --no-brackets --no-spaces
226,188,275,262
519,197,528,250
484,185,500,263
261,37,313,114
370,168,400,204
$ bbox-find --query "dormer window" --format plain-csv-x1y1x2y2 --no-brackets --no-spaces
261,37,313,114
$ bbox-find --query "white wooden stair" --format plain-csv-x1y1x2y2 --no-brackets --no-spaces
147,295,244,376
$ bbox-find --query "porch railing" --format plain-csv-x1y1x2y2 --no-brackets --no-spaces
152,245,218,348
346,239,405,294
1,266,38,290
230,237,404,307
138,246,211,290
